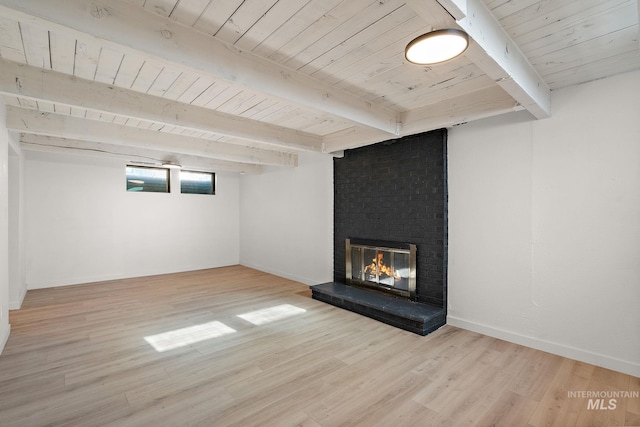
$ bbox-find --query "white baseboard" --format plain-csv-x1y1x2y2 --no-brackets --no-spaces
239,262,327,287
447,315,640,378
0,323,10,355
27,272,128,290
26,263,240,290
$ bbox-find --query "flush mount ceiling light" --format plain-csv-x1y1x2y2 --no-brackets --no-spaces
162,161,182,169
405,29,469,65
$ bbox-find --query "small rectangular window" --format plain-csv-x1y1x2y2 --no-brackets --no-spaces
180,170,215,195
126,166,169,193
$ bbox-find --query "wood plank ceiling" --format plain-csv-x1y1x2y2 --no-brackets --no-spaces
0,0,638,173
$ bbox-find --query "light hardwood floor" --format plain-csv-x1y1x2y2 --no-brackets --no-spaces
1,266,638,426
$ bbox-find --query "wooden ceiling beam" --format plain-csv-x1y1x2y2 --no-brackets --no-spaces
434,0,552,119
0,0,400,135
6,107,297,167
399,85,520,134
0,58,319,153
20,134,264,174
321,127,397,154
322,85,519,152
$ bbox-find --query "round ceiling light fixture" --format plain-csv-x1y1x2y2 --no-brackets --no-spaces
405,29,469,65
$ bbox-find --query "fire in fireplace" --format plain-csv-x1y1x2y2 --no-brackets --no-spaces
345,239,417,300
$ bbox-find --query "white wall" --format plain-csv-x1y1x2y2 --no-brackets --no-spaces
0,102,10,352
25,151,240,288
447,70,640,377
8,132,26,309
240,151,333,285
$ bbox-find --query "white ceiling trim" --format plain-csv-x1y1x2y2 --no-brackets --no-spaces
0,0,400,135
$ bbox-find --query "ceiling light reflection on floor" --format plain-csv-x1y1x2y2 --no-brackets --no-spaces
144,320,236,352
237,304,306,326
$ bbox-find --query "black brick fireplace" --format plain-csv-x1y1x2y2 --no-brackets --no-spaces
311,129,447,335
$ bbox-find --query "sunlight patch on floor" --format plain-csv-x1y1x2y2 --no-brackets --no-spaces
144,321,236,352
237,304,306,326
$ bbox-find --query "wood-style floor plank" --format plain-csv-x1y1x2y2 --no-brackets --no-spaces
0,265,638,426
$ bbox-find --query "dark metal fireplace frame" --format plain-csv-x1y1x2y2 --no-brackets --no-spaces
345,239,417,301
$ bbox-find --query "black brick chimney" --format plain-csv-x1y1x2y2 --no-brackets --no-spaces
333,129,448,308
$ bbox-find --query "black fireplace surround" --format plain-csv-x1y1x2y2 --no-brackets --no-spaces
311,128,447,335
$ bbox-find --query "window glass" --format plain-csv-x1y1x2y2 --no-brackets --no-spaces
180,170,215,195
126,166,169,193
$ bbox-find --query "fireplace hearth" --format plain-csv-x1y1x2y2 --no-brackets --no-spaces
310,282,445,335
312,236,444,335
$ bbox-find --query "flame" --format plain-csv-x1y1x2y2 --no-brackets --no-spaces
364,253,399,279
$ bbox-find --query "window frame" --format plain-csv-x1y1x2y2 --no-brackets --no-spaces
126,165,170,193
179,170,216,195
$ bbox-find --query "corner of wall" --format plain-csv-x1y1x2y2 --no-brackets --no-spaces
0,100,10,354
0,323,10,355
9,284,26,310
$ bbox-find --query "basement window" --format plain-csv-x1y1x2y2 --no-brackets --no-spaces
180,170,215,195
126,166,170,193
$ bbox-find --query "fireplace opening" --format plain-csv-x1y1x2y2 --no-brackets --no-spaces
345,239,417,300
